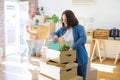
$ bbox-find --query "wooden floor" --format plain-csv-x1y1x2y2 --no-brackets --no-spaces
0,54,120,80
0,54,40,80
91,57,120,80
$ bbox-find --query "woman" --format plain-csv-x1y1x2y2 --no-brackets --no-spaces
52,10,88,80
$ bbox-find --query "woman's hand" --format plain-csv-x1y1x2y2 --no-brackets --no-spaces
53,35,59,42
69,47,73,51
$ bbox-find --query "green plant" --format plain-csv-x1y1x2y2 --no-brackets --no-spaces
59,44,70,51
35,19,39,22
51,14,60,23
46,14,60,23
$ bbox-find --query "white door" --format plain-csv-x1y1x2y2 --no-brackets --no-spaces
19,1,29,53
5,1,20,55
19,1,29,44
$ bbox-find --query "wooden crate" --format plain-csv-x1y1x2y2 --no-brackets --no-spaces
46,49,76,64
86,30,93,36
93,30,110,39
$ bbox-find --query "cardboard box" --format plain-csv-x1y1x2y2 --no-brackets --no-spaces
46,19,56,35
46,49,76,64
30,25,49,40
37,25,49,40
59,37,65,48
34,15,49,23
49,21,56,35
39,59,78,80
38,73,82,80
38,73,55,80
87,57,91,72
70,76,83,80
87,67,98,80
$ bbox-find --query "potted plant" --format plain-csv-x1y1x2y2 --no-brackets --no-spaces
46,14,61,23
51,14,60,23
35,19,39,26
45,14,61,34
35,48,41,58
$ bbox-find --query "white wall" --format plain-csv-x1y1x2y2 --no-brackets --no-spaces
38,0,120,29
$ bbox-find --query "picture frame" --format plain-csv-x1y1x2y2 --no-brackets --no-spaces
72,0,95,5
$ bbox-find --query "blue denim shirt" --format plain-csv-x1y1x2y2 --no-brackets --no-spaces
52,24,88,65
51,27,67,38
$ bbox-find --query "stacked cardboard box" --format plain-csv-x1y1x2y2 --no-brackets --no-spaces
38,73,83,80
86,58,98,80
39,49,83,80
87,68,97,80
39,59,79,80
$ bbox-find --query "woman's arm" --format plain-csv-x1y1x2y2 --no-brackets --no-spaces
52,27,67,42
72,25,87,50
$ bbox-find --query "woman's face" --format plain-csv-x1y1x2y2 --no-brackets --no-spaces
62,14,67,26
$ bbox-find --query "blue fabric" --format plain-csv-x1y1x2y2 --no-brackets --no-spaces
52,24,88,80
51,27,67,38
49,41,60,51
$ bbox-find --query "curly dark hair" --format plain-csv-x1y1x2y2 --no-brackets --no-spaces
61,10,79,29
